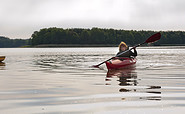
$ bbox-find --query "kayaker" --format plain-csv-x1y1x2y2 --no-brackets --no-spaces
116,42,137,58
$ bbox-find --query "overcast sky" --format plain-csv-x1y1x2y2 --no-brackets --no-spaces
0,0,185,39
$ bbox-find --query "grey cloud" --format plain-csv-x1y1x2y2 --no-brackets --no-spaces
0,0,185,38
127,0,185,30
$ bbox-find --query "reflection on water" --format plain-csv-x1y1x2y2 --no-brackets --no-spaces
1,47,185,113
106,68,161,101
0,62,5,70
106,67,137,86
0,62,5,66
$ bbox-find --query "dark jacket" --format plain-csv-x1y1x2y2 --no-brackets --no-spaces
116,48,137,58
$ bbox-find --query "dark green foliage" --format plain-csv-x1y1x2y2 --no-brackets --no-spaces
30,27,185,46
1,28,185,47
0,36,28,48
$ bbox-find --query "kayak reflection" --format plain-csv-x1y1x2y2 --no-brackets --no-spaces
106,67,137,87
0,62,5,70
106,67,161,101
0,62,5,66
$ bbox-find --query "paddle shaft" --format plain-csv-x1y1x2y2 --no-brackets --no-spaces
95,42,145,67
117,42,143,57
93,32,161,67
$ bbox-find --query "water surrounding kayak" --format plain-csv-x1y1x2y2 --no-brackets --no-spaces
0,46,185,114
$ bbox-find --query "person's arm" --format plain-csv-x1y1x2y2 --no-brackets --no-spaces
116,50,130,57
116,52,121,57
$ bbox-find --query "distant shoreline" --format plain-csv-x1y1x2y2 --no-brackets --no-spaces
1,44,185,48
33,44,185,48
34,44,118,47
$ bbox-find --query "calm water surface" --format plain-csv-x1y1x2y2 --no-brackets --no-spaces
0,47,185,114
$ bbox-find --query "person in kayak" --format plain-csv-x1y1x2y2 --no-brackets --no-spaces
116,41,137,58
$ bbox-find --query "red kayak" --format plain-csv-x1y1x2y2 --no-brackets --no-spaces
105,57,136,70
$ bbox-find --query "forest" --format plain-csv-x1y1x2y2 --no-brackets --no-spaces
1,27,185,47
30,27,185,46
0,36,29,48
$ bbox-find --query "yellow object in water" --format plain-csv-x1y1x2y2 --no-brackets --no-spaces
0,56,5,62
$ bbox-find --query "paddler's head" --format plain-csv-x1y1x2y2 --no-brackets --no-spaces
119,42,128,51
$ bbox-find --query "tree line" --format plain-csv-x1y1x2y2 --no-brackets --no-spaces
31,27,185,46
0,36,29,48
1,27,185,47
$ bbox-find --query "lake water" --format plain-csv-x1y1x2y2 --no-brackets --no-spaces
0,47,185,114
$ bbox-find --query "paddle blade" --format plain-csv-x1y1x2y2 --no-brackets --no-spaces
145,32,161,43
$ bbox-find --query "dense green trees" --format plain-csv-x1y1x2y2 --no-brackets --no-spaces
0,36,28,48
30,27,185,46
0,28,185,47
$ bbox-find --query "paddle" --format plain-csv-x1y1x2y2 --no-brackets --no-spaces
93,32,161,68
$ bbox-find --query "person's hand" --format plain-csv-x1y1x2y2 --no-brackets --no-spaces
133,46,136,49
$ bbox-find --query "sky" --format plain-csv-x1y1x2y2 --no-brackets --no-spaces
0,0,185,39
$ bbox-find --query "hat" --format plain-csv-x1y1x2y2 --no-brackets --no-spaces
119,42,128,51
119,42,127,47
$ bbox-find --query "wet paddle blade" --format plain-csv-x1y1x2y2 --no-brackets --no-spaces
145,32,161,43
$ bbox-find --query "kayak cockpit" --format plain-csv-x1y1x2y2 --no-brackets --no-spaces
106,57,136,70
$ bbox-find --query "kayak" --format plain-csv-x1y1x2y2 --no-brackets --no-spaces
106,57,136,70
0,56,5,62
105,57,136,70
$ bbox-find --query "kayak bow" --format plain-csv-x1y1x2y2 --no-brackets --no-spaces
0,56,5,62
105,57,136,70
